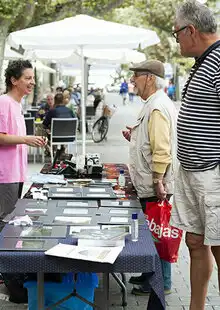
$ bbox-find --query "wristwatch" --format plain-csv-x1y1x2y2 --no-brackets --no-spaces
153,179,163,184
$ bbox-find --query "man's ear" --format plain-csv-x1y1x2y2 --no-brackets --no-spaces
188,24,196,36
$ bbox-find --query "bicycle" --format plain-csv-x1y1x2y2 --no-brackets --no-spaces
92,104,116,143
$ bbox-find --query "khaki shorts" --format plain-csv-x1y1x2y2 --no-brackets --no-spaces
171,164,220,246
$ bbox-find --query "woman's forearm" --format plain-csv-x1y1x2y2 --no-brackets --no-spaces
0,133,26,145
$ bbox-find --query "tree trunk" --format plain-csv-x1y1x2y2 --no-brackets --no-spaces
0,20,9,94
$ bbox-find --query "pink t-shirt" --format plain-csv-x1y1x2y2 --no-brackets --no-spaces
0,94,27,183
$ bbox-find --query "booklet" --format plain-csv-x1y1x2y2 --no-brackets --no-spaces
45,243,123,264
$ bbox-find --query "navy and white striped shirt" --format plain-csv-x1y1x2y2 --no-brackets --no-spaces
177,43,220,171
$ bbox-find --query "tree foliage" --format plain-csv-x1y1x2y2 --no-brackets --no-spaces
0,0,128,34
105,0,219,74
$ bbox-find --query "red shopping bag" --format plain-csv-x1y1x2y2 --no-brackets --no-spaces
144,200,183,263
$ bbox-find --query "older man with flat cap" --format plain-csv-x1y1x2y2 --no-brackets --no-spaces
122,59,177,295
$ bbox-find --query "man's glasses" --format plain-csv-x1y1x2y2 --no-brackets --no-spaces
172,25,188,41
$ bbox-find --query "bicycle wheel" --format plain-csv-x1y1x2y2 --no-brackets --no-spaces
92,116,109,143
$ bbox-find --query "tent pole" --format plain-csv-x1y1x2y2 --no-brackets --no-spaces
80,46,86,163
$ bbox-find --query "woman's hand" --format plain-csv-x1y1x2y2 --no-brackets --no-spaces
24,136,46,147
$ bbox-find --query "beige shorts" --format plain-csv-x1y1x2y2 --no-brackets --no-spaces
171,164,220,246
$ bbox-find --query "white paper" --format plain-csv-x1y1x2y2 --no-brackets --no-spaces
87,194,110,197
67,202,88,207
54,216,91,224
109,209,128,215
63,208,88,215
9,215,33,226
56,188,74,192
45,243,123,264
89,188,105,193
31,173,66,184
110,217,128,223
53,193,78,197
110,201,130,206
101,179,117,184
25,208,47,214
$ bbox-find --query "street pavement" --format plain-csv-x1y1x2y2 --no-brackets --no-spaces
0,93,219,309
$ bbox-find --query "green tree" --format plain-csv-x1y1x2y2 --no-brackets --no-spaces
106,0,218,72
0,0,128,91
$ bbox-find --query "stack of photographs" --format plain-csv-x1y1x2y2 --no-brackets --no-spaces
76,228,128,247
69,224,131,236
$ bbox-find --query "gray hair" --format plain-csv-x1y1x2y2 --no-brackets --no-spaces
154,76,165,90
176,0,217,33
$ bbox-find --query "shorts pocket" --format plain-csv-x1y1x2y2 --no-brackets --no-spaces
204,194,220,240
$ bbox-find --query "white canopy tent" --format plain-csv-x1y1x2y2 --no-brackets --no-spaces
24,48,146,65
2,45,56,88
7,14,160,159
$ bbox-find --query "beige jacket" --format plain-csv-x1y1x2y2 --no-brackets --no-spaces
129,89,177,198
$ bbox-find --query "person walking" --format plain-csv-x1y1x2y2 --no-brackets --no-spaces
119,79,128,105
171,1,220,309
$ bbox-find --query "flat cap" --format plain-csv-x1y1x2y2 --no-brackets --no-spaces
129,60,165,79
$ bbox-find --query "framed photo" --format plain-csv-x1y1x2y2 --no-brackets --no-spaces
48,187,82,199
3,199,56,223
3,225,67,239
0,238,58,251
38,214,98,226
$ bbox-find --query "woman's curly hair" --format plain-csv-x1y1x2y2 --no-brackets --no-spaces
5,59,33,92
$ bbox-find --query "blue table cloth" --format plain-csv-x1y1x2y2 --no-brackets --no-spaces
0,224,165,309
1,163,165,309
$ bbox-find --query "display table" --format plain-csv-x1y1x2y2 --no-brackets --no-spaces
0,163,165,310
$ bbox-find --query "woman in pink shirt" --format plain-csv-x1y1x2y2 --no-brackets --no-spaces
0,60,46,229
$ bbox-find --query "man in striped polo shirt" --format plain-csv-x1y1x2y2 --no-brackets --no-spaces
171,1,220,309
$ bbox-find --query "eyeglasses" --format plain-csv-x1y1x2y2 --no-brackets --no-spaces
172,25,188,41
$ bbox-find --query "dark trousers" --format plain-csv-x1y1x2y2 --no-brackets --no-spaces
139,196,172,290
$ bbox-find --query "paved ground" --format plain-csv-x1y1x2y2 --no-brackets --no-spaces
0,93,220,309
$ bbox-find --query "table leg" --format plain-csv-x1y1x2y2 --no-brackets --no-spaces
103,273,109,310
120,273,127,286
111,273,127,309
37,272,44,310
